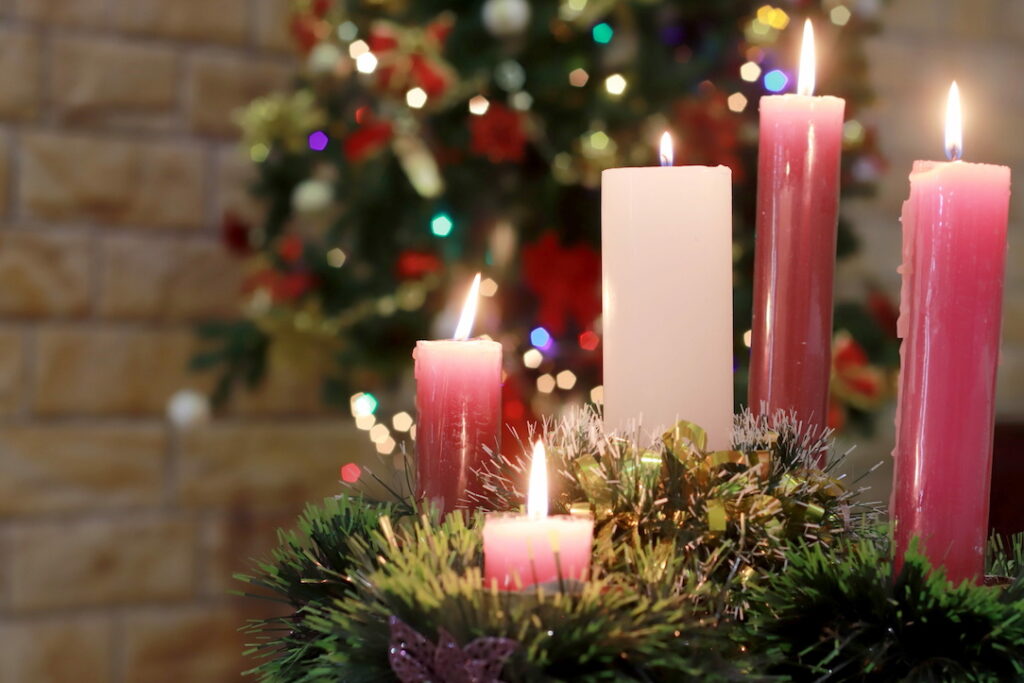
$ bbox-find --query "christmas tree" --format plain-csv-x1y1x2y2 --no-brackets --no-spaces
196,0,896,443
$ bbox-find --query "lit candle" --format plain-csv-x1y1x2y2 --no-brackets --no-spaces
483,441,594,589
414,274,502,515
891,83,1011,584
748,19,845,433
602,132,733,448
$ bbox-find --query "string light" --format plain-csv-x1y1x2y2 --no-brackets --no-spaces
590,385,604,405
369,424,390,444
479,277,499,297
830,5,852,26
569,68,589,87
392,412,414,432
355,52,378,74
406,87,428,109
340,463,361,483
249,143,269,163
376,437,396,455
327,248,347,268
530,326,552,349
510,91,533,111
355,414,376,430
556,370,577,390
755,5,790,30
727,92,748,112
348,40,370,58
743,329,753,347
468,95,491,116
523,349,543,368
308,131,329,151
430,213,454,237
763,69,789,92
337,21,358,41
578,330,599,351
592,22,614,44
351,392,378,417
605,74,628,96
739,61,761,82
537,373,556,393
843,119,865,147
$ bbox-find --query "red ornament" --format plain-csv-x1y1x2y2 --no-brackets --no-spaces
368,15,456,99
470,103,527,164
867,288,899,339
500,379,537,458
245,270,317,303
221,211,252,256
396,249,443,280
673,92,743,182
830,332,887,412
521,232,601,336
278,235,304,265
344,120,394,162
578,330,600,351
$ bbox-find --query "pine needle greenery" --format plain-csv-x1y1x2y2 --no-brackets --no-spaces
236,411,1024,682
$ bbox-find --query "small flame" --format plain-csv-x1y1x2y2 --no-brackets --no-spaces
945,81,962,161
526,440,548,520
797,19,815,96
659,131,674,167
453,273,481,340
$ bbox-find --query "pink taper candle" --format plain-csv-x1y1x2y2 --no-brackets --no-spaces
415,274,502,515
892,83,1011,584
483,441,594,590
749,20,845,432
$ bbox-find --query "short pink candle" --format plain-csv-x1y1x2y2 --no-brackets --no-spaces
483,442,594,590
749,20,845,433
891,83,1011,584
415,275,502,515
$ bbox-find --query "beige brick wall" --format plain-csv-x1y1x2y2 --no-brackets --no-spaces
0,2,373,681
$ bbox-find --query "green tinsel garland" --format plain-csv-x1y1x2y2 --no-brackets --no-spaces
237,410,1024,682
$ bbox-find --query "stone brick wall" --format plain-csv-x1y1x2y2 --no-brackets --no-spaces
0,2,375,681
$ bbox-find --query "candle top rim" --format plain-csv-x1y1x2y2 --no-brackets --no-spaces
759,93,845,102
416,336,501,344
909,159,1011,174
483,511,595,523
603,164,732,175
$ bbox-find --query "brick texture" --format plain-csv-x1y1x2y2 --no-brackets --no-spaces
0,28,42,121
0,616,114,683
110,0,249,45
122,607,247,683
0,232,92,316
187,54,292,136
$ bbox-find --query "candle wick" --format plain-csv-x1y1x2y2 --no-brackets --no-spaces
946,143,962,162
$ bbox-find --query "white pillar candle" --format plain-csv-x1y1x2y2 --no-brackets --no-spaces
601,134,733,449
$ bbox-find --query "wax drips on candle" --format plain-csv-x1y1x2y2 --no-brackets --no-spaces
453,273,481,340
945,81,963,161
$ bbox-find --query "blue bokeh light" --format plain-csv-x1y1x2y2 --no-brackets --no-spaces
763,69,789,93
530,326,552,349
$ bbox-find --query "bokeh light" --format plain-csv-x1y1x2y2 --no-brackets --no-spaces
308,131,329,151
556,370,577,390
530,326,552,349
569,68,589,87
592,22,614,44
430,213,454,237
763,69,789,92
537,373,556,393
523,348,543,368
340,463,361,483
605,74,628,96
739,61,761,82
406,87,428,109
351,392,378,417
392,412,414,432
578,330,600,351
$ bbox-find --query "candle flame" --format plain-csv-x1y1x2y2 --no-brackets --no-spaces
453,273,481,340
659,131,674,167
797,19,815,96
945,81,963,161
526,440,548,520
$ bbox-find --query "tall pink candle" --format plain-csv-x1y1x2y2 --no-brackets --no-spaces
483,442,594,589
892,83,1011,584
749,20,845,432
415,275,502,515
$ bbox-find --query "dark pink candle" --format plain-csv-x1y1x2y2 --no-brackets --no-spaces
892,83,1011,583
749,20,845,432
414,274,502,515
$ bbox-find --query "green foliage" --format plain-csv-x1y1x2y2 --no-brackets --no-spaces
747,539,1024,682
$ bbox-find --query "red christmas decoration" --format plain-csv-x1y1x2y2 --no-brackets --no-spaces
344,120,394,162
221,211,252,256
245,270,317,303
278,235,304,265
673,92,744,182
470,103,527,164
521,232,601,336
340,462,362,484
867,287,899,339
830,332,887,412
396,249,443,280
368,15,456,99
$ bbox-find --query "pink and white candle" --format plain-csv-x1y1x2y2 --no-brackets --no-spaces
483,441,594,590
602,133,733,448
891,83,1011,583
415,274,502,515
748,20,845,432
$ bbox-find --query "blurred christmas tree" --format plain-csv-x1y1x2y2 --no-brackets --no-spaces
196,0,897,449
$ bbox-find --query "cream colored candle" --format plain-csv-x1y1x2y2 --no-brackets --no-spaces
601,135,733,448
